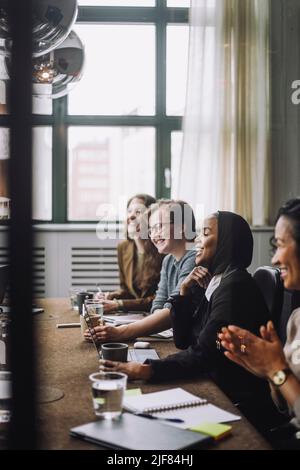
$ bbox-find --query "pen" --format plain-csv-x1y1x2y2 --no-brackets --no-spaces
136,413,184,424
56,323,81,328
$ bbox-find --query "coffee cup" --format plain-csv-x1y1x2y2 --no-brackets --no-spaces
77,291,94,316
101,343,128,362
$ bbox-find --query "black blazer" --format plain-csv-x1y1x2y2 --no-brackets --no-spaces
147,268,271,404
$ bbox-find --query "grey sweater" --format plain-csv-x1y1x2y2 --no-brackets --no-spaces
150,250,196,314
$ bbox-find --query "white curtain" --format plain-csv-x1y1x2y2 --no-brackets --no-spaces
175,0,270,226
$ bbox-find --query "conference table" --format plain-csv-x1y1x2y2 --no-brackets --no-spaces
35,299,272,450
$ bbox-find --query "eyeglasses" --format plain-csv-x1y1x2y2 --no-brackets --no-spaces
148,222,173,237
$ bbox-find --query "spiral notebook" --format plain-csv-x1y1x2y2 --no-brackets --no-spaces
123,387,240,429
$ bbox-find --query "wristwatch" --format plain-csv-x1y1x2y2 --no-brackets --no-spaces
270,368,291,387
113,299,124,311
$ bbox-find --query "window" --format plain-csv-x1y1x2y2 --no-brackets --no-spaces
171,130,183,198
18,1,190,222
69,25,155,116
78,1,155,5
166,25,189,116
167,0,190,7
68,126,155,220
32,127,52,221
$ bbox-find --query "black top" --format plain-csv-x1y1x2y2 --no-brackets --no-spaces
147,268,271,405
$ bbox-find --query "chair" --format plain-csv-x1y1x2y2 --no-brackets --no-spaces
253,266,284,330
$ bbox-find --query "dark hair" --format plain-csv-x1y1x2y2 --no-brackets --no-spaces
276,198,300,257
148,199,196,242
125,194,164,292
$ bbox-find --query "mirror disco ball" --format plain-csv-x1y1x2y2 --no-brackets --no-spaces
31,29,84,99
0,0,78,57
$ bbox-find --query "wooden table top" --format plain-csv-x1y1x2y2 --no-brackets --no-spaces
35,298,272,450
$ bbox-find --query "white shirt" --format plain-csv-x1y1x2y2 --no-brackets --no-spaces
205,274,223,302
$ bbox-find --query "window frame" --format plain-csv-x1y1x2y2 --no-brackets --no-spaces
0,1,189,223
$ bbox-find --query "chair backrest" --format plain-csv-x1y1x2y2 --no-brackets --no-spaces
253,266,284,328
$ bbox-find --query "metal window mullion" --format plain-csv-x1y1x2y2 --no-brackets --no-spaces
77,6,188,24
155,1,169,199
52,97,68,223
64,115,158,126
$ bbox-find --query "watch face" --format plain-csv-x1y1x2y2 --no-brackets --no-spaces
273,370,286,386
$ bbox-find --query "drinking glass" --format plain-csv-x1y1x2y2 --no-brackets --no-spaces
69,287,81,310
89,372,127,419
84,299,104,327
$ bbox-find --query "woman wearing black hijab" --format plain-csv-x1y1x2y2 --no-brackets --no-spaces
100,212,281,427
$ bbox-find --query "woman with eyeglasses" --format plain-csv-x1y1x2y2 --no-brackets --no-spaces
97,194,164,314
218,199,300,447
99,211,282,431
85,199,196,342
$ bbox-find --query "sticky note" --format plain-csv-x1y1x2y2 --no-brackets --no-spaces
189,422,232,440
125,388,142,397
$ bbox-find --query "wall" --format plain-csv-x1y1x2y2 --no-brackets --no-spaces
0,225,274,298
270,0,300,221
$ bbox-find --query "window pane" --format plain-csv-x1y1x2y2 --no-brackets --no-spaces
166,25,189,116
78,0,155,5
167,0,190,6
32,127,52,220
69,25,155,116
68,127,155,220
171,131,183,199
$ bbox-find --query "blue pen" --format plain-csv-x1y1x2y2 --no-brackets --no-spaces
136,412,184,424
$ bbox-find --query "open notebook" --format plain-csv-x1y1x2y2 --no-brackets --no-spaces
123,387,240,429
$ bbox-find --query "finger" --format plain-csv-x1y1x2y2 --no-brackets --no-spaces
221,340,242,354
227,326,257,346
267,321,280,342
99,359,117,369
227,325,249,337
224,351,247,368
260,325,270,341
219,340,231,351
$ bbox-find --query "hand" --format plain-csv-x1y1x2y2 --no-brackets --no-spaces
94,292,105,301
102,300,119,313
180,266,212,295
99,359,153,381
84,323,127,342
105,292,114,300
218,322,288,380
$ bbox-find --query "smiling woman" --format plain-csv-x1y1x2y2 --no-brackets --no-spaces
99,194,164,314
219,199,300,448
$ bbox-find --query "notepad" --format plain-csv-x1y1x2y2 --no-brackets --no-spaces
189,422,232,440
123,387,240,429
103,313,145,326
123,387,206,414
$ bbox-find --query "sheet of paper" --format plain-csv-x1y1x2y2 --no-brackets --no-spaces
152,404,240,429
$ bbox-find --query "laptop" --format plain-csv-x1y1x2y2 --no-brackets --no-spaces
127,348,159,362
70,412,213,450
83,308,159,363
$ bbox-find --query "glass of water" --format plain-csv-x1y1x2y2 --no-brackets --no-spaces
69,287,81,311
89,372,127,419
84,299,104,328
